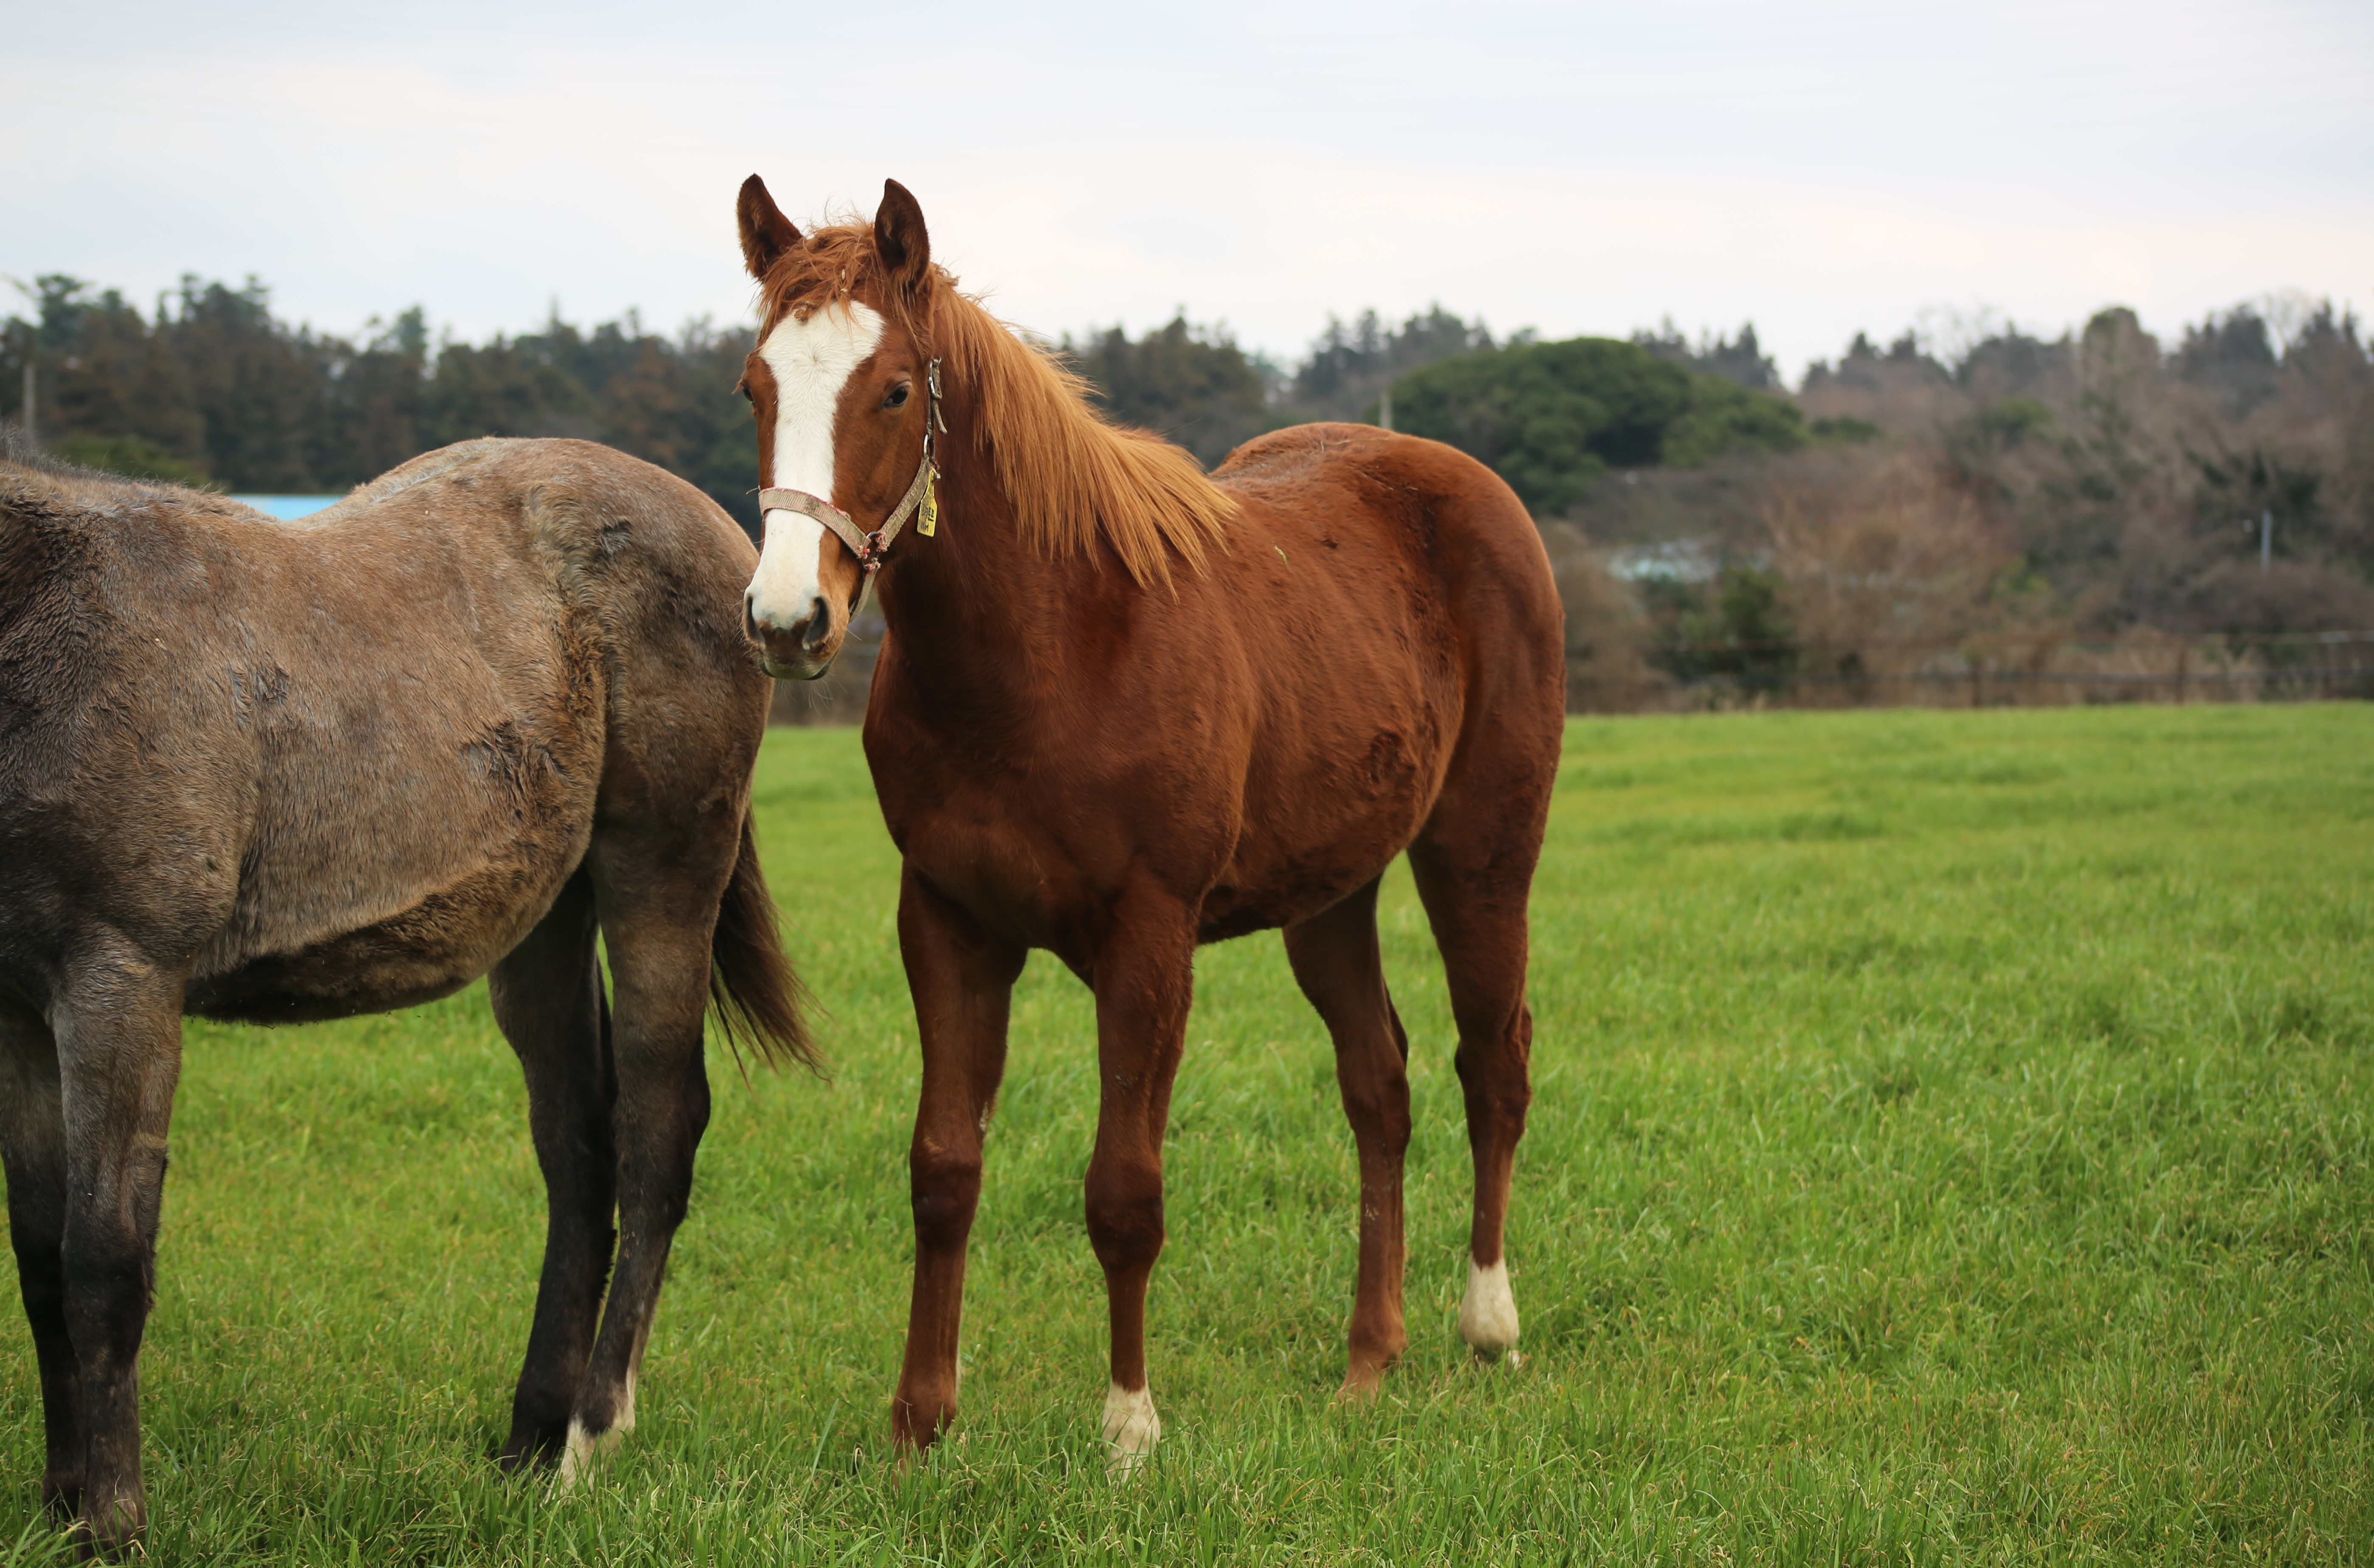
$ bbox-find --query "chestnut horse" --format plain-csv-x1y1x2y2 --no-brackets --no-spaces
0,436,813,1552
733,177,1563,1467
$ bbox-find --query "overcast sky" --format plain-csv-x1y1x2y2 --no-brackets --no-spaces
8,0,2368,380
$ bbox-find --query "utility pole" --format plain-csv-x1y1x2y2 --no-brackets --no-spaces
2244,510,2273,572
1378,385,1393,433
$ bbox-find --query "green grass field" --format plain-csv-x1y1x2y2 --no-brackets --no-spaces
2,704,2369,1565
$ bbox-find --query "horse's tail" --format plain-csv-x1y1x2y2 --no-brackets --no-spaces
708,812,824,1075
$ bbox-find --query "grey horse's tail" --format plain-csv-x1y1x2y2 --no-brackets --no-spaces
708,813,823,1074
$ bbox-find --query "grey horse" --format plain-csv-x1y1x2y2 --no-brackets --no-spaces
0,435,814,1554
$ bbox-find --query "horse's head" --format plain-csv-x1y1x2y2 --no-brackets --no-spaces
735,175,939,679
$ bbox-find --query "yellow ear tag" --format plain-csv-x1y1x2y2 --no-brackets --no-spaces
918,464,940,537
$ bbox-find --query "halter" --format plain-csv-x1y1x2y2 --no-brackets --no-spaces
757,357,946,617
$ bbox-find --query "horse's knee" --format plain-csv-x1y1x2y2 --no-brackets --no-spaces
910,1141,982,1251
1084,1171,1164,1274
63,1210,157,1314
1339,1069,1414,1156
616,1137,697,1232
1453,1040,1533,1127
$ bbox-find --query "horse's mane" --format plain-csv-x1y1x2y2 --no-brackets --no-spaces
1,427,210,515
0,431,120,636
756,223,1235,588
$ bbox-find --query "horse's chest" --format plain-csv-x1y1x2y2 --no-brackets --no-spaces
889,794,1109,947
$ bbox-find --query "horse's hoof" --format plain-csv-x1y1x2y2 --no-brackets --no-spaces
1457,1258,1522,1359
890,1390,957,1455
1334,1358,1395,1402
69,1492,145,1563
495,1445,556,1477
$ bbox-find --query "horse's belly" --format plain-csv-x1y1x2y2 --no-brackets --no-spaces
186,770,596,1025
188,946,482,1025
186,838,577,1025
1199,767,1437,942
1197,828,1411,942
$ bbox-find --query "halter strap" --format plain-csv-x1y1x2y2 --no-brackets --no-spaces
757,358,944,618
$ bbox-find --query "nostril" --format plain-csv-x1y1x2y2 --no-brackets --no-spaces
743,594,761,641
799,596,831,651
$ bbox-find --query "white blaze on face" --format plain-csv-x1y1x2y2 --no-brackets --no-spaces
746,299,887,633
1458,1257,1522,1361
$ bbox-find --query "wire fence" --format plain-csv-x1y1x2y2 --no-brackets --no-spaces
1569,629,2374,712
769,627,2374,725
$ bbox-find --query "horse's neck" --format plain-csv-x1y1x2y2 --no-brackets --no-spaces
874,417,1081,713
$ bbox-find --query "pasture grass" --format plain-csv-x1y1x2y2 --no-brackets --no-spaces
2,703,2370,1563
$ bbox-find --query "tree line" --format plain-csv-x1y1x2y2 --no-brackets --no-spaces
8,273,2369,692
1,275,759,526
1553,300,2374,705
3,272,1817,529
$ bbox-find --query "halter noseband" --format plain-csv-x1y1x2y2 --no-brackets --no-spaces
757,357,946,616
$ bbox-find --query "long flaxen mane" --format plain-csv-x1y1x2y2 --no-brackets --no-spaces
755,222,1235,588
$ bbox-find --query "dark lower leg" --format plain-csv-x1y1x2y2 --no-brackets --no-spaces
53,963,183,1553
490,876,617,1469
20,1230,82,1520
0,1006,81,1517
558,877,721,1482
62,1238,155,1550
562,1069,695,1477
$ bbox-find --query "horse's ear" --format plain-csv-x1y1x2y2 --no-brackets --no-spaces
875,179,931,296
738,175,801,280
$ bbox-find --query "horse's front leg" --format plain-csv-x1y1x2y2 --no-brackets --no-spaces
0,998,82,1522
891,868,1023,1451
487,868,616,1472
1084,895,1196,1474
51,942,183,1557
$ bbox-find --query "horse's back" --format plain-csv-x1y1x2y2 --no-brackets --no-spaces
1218,421,1558,622
0,442,766,1024
1213,420,1560,743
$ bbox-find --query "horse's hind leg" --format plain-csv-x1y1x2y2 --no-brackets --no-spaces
0,998,83,1519
489,868,617,1471
1409,752,1552,1363
1282,878,1413,1396
556,842,724,1484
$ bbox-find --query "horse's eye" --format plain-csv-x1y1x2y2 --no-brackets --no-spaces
884,383,911,410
